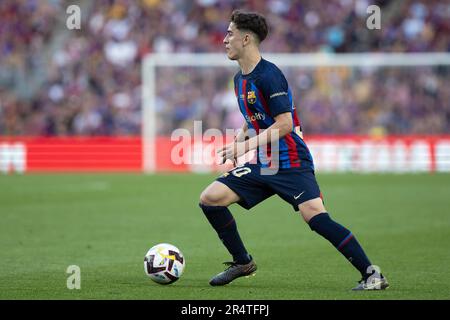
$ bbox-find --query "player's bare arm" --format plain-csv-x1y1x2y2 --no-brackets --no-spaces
217,112,292,164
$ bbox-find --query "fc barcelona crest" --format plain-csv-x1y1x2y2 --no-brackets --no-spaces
247,91,257,104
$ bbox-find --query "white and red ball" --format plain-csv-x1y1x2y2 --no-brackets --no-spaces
144,243,185,284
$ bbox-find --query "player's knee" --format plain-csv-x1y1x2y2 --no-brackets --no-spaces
199,190,226,206
298,198,326,223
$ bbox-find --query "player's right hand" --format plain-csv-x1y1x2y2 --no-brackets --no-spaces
217,143,237,164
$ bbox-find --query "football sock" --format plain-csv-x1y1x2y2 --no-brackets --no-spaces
199,204,251,264
308,212,372,279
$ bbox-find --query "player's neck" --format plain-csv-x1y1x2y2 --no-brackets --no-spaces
238,50,262,75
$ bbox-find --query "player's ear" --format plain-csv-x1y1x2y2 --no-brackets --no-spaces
242,33,251,46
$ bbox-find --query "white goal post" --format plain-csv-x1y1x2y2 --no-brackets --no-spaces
142,52,450,173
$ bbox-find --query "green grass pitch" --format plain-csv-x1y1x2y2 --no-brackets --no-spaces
0,173,449,300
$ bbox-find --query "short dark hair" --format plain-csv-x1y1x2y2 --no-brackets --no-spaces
230,10,268,43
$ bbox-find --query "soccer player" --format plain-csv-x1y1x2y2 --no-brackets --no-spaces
199,10,389,290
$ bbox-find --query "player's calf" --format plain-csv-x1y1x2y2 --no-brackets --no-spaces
307,212,382,282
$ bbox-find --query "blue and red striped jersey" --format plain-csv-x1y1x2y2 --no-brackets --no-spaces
233,58,314,170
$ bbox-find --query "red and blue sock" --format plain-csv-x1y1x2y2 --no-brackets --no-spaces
199,203,251,265
308,212,372,279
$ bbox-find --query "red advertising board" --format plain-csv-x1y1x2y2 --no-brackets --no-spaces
0,137,142,173
1,136,449,173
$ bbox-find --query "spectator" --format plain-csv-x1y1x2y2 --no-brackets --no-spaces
0,0,449,136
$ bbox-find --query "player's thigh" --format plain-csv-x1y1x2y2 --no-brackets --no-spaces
199,181,240,206
268,169,325,221
298,197,326,223
215,164,275,210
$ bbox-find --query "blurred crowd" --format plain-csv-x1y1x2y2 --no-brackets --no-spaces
1,0,450,136
156,65,450,136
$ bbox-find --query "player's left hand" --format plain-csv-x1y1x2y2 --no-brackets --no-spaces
217,142,247,164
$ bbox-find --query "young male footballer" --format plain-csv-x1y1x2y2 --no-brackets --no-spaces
199,10,389,291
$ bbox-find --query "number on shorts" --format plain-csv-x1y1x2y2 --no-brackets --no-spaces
231,167,251,177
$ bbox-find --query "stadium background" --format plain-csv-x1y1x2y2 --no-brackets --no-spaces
0,0,449,300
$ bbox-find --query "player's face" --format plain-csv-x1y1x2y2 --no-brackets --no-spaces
223,22,244,60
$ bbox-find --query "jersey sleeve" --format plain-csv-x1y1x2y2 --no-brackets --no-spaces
259,69,292,117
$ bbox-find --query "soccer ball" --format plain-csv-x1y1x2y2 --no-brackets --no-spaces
144,243,185,284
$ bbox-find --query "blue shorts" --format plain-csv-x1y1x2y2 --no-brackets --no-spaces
216,163,322,212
